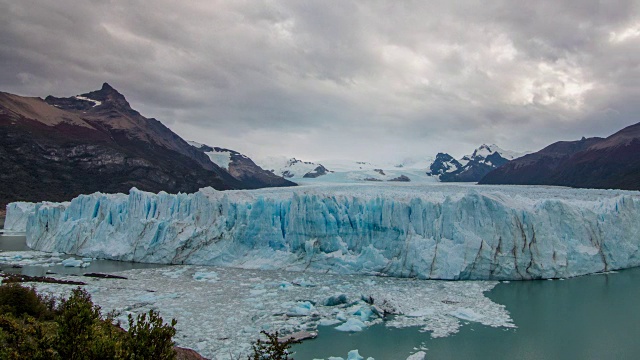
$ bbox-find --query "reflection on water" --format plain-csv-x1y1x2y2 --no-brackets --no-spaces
293,268,640,360
0,235,165,276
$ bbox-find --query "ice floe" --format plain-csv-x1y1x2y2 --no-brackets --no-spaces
17,260,513,359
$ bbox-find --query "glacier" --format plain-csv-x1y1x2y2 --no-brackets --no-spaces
3,202,36,232
17,183,640,280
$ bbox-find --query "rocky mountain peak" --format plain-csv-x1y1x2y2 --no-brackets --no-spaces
81,83,132,111
44,83,133,113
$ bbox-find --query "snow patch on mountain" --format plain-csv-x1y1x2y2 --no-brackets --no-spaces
255,156,330,179
205,151,232,170
74,95,102,107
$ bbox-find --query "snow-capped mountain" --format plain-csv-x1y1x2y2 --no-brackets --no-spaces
188,142,295,189
254,156,438,183
254,156,331,179
428,144,525,182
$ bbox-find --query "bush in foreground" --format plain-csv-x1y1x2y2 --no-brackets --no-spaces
0,284,177,360
248,330,300,360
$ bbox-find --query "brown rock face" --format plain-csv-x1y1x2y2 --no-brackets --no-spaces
480,121,640,190
175,346,209,360
0,84,263,208
194,146,296,189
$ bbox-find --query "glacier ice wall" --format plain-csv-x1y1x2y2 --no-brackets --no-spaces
4,202,36,232
22,185,640,280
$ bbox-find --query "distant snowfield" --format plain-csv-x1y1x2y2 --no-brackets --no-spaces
254,156,439,183
20,183,640,280
0,256,512,359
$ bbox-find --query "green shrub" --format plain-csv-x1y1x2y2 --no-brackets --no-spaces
0,314,57,360
0,284,179,360
248,330,299,360
55,287,102,360
0,283,56,320
120,310,177,360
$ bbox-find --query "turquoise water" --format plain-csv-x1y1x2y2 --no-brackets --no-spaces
3,232,640,359
292,268,640,359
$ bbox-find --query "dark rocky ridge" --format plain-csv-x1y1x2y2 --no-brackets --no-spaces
428,147,511,182
190,145,296,188
302,164,330,178
480,121,640,190
0,84,292,209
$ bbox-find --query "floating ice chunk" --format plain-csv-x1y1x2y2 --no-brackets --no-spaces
193,271,218,282
336,311,347,321
287,301,315,316
406,351,426,360
407,308,435,317
279,281,293,290
250,289,267,296
293,278,316,287
449,307,484,322
161,268,188,279
335,318,366,332
61,258,83,267
319,318,342,326
353,305,376,322
347,350,364,360
324,294,349,306
328,357,345,360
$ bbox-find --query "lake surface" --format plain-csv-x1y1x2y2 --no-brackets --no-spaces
0,234,164,276
3,232,639,359
292,268,640,359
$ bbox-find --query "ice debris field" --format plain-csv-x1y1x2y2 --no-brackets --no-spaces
0,252,511,359
15,183,640,280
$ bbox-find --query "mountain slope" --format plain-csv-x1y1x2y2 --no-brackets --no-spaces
188,142,296,188
480,122,640,190
0,84,248,208
479,137,603,185
429,144,523,182
550,123,640,190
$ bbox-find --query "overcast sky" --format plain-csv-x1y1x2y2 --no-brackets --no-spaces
1,1,639,162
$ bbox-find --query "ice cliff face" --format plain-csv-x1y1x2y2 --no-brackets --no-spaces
4,202,36,232
22,184,640,280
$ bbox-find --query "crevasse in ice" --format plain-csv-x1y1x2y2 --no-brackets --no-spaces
20,184,640,280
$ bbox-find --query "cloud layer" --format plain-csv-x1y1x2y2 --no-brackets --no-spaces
1,1,639,161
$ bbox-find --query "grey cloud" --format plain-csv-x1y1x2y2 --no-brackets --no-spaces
1,0,639,162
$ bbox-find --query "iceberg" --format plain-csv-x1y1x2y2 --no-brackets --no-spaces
15,184,640,280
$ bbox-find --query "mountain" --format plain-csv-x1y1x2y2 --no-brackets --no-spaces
427,153,463,177
480,122,640,190
255,157,331,179
187,141,295,188
428,144,523,182
0,83,288,209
